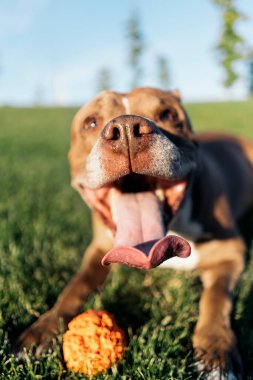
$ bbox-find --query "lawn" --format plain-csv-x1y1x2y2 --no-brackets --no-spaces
1,100,253,379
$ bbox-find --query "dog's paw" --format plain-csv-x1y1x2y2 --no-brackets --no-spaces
196,365,241,380
193,326,242,378
14,311,61,357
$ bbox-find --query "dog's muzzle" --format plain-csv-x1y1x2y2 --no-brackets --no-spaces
84,115,193,190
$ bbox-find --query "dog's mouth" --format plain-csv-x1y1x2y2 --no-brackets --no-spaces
80,173,191,269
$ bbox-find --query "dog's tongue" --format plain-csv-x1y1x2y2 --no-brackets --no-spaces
102,191,191,269
112,191,165,247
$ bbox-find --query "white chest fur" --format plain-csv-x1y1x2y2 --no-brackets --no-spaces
158,236,200,270
158,197,203,270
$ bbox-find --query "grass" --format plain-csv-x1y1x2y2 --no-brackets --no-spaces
1,100,253,379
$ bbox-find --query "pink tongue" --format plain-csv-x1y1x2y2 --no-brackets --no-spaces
113,192,165,246
102,192,191,270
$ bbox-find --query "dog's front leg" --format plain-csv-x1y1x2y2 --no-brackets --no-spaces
15,213,112,355
193,237,245,379
15,242,110,356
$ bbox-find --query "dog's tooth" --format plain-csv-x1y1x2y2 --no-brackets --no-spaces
155,189,165,201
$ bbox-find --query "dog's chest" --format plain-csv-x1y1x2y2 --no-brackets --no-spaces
159,198,202,270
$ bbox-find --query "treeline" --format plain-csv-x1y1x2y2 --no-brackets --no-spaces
97,1,253,97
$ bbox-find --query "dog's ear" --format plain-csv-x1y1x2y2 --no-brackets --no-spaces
170,89,181,102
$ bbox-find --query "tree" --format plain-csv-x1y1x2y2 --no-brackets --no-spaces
96,68,112,93
157,56,170,90
211,0,245,88
126,11,145,88
33,83,45,106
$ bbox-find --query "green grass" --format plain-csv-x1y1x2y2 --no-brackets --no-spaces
1,101,253,379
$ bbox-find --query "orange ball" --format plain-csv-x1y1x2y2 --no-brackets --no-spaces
63,309,126,375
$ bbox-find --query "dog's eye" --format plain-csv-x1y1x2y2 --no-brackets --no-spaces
89,119,96,128
159,108,179,123
158,108,184,131
80,116,98,133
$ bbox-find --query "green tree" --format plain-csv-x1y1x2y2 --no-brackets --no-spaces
212,0,245,88
33,83,45,106
126,11,145,88
96,67,112,93
157,56,170,90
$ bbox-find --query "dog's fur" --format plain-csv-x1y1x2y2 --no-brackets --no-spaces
16,87,253,377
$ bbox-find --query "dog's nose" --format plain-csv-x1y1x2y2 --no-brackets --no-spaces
101,115,156,148
100,115,160,175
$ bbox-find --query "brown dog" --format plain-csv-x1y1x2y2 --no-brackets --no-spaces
16,87,253,378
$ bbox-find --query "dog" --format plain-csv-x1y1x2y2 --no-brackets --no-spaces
16,87,253,378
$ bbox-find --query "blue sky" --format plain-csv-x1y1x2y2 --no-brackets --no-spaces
0,0,253,105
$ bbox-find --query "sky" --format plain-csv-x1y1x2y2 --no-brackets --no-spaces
0,0,253,106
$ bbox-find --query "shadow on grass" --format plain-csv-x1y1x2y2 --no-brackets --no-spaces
86,267,152,336
235,208,253,377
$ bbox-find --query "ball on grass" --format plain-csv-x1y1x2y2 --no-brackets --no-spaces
63,309,126,375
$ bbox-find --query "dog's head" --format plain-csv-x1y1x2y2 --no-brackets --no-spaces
69,87,198,269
